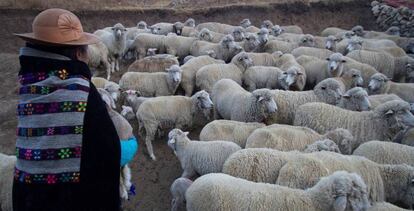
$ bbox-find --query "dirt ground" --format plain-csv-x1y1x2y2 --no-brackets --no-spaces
0,1,379,210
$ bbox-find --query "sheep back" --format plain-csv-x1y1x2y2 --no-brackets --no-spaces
127,54,179,73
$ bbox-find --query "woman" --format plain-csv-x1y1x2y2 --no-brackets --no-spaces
13,8,121,210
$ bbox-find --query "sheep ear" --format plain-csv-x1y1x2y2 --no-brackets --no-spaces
169,138,175,144
333,196,347,211
122,105,127,110
184,131,189,136
341,60,347,63
257,96,264,102
321,86,327,90
385,110,394,116
326,58,330,61
342,94,351,99
297,72,303,75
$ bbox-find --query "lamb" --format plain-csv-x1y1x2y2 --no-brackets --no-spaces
180,55,225,96
185,171,370,211
297,53,346,90
292,47,335,60
338,87,371,111
195,52,252,93
332,68,364,91
368,94,403,109
294,100,414,146
119,65,182,97
273,53,306,91
170,177,193,211
137,90,213,160
127,54,179,73
303,139,342,153
353,141,414,167
151,22,184,35
131,33,166,59
167,128,241,178
87,42,111,80
164,34,198,59
190,35,242,62
199,120,265,148
0,153,16,211
212,79,277,122
94,23,127,73
243,66,284,91
368,73,414,103
347,49,414,82
223,149,414,208
245,125,356,154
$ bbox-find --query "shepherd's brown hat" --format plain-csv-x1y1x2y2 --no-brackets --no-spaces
14,8,100,46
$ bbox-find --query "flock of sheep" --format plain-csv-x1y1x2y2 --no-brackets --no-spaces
2,10,414,211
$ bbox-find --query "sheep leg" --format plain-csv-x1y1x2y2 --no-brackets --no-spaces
143,126,157,161
111,61,116,73
115,59,120,72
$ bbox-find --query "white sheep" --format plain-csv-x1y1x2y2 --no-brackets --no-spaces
199,120,265,148
353,141,414,167
235,33,260,52
190,35,242,62
332,68,364,91
212,79,277,123
0,153,16,211
131,33,166,59
245,124,356,154
87,42,111,80
291,46,335,59
170,177,193,211
243,66,284,91
368,73,414,103
167,129,241,178
281,25,304,34
294,100,414,146
121,89,150,115
94,23,127,73
368,94,404,109
303,139,341,153
91,77,120,102
273,53,307,91
186,171,370,211
196,28,225,43
127,54,179,73
137,90,213,160
165,33,198,59
180,55,224,97
338,87,372,111
119,65,182,97
195,22,238,34
151,22,184,35
195,52,253,93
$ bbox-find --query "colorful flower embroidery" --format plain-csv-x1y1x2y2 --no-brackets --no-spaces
61,102,73,112
58,149,71,159
58,69,68,80
76,102,87,112
74,126,83,134
30,86,37,94
24,149,32,160
41,86,50,94
14,169,81,184
46,175,57,184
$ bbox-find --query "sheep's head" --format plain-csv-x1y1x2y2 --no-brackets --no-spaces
171,178,193,211
314,78,344,105
270,25,283,36
342,68,364,88
309,171,369,211
257,28,269,45
323,128,355,154
244,33,260,50
150,26,161,35
386,26,400,36
387,164,414,209
166,65,182,84
167,128,189,153
231,26,245,42
351,25,365,36
183,55,194,64
137,21,147,29
97,88,116,109
299,34,315,47
184,18,195,27
192,90,214,119
198,28,213,42
104,81,121,102
240,18,251,28
232,52,253,70
342,31,355,39
252,89,277,116
375,100,414,128
339,87,371,112
173,22,184,35
407,63,414,83
326,53,346,76
112,23,127,40
205,50,217,59
220,34,236,49
368,73,389,94
279,67,305,91
304,139,341,153
121,105,135,121
325,35,338,51
345,37,363,54
261,20,273,29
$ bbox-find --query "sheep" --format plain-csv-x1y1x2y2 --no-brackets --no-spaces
345,38,406,57
347,49,414,82
222,149,414,207
91,76,109,88
396,127,414,147
185,171,370,211
240,18,252,28
297,53,346,90
369,202,411,211
254,28,270,52
180,55,225,97
342,57,379,87
321,27,348,37
338,87,371,111
125,24,152,41
273,53,307,91
119,65,182,97
407,63,414,83
130,33,166,59
368,73,414,103
121,105,136,121
190,35,242,62
269,25,284,36
0,153,16,211
261,20,274,29
167,128,241,178
151,22,184,35
362,27,402,38
170,177,193,211
94,23,127,73
332,68,364,91
278,33,315,46
122,89,150,114
196,28,225,43
87,42,111,80
303,139,342,153
353,141,414,167
325,35,339,52
263,39,304,54
243,66,284,91
212,79,277,123
244,52,280,66
199,120,265,148
292,47,335,59
184,18,195,27
195,52,252,93
195,22,239,34
294,100,414,146
231,26,245,42
127,53,179,73
368,94,403,109
164,34,198,59
245,124,355,154
91,77,121,102
281,25,304,34
137,90,213,160
235,33,260,52
183,55,194,64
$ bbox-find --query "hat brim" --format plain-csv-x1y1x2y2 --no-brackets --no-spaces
14,32,101,46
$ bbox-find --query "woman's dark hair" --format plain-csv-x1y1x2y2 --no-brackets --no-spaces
26,42,88,60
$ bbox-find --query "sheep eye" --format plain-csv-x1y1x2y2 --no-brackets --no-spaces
283,72,287,75
352,74,358,77
321,86,326,90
